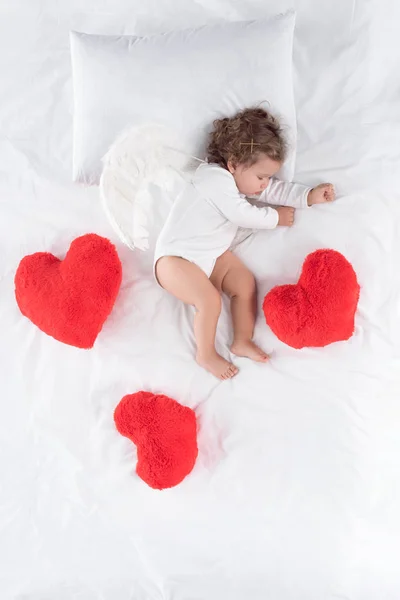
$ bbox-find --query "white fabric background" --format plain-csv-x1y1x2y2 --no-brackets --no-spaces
1,1,400,599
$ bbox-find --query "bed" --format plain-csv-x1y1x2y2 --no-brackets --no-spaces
1,0,400,598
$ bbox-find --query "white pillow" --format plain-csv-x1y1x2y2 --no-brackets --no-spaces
70,11,297,185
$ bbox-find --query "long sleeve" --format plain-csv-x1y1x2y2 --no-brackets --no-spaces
211,192,279,229
259,178,312,209
193,164,279,229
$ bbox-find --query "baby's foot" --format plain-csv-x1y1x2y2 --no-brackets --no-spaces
196,351,239,380
230,339,270,363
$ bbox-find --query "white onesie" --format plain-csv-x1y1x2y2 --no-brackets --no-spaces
154,162,311,278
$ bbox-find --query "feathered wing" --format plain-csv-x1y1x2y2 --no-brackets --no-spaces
100,123,201,251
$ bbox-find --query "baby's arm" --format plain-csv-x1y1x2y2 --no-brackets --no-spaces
197,165,297,229
212,191,280,229
259,179,312,209
259,179,335,207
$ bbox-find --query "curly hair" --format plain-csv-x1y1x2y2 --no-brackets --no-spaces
206,107,287,169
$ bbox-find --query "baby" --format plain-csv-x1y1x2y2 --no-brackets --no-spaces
155,107,335,380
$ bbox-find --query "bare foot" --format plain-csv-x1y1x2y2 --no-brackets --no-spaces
230,339,270,363
196,352,239,380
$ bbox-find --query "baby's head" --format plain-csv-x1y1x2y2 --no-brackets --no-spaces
207,107,287,195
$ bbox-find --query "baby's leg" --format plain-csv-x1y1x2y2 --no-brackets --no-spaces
156,256,238,380
212,252,269,363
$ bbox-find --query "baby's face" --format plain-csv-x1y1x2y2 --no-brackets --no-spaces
228,155,282,196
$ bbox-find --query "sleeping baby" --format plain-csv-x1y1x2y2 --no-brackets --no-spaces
154,107,335,379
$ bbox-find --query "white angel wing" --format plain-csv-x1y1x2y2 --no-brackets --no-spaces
100,123,201,251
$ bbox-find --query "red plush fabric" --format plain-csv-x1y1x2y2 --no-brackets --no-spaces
15,234,122,349
263,249,360,349
114,391,198,490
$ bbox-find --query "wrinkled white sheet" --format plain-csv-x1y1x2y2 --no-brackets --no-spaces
1,1,400,599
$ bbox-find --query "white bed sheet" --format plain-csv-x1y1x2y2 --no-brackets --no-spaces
1,1,400,599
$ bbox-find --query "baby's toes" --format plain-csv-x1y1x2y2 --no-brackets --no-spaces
226,365,238,379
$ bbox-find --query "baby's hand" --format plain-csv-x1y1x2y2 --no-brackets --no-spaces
276,206,295,227
307,183,335,205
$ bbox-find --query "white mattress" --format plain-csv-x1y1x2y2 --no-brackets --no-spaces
1,1,400,599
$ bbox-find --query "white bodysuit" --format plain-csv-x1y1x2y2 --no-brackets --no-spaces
154,162,312,278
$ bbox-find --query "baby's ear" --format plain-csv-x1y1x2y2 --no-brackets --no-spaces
227,159,236,174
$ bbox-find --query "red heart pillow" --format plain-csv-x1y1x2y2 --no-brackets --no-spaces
114,391,198,490
263,249,360,349
15,234,122,349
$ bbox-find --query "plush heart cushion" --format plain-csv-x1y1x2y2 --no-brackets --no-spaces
263,249,360,349
114,391,198,490
15,234,122,348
